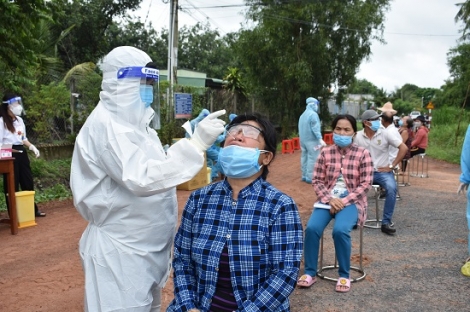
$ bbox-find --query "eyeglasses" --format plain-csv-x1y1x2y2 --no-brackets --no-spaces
227,123,264,140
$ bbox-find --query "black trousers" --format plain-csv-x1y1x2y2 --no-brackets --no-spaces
3,145,39,214
410,147,426,158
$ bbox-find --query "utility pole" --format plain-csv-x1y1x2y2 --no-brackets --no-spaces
172,0,178,85
167,0,178,121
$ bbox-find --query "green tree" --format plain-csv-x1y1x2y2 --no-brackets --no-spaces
0,0,52,91
104,19,168,69
456,0,470,40
49,0,143,69
346,78,380,95
236,0,391,136
178,23,238,78
435,43,470,108
27,82,71,143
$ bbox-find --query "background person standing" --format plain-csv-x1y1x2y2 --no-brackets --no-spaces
298,97,326,183
1,93,44,217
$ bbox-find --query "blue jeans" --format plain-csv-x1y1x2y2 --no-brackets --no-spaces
303,204,358,278
373,171,397,225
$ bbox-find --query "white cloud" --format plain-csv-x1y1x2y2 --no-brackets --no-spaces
357,0,462,92
135,0,462,91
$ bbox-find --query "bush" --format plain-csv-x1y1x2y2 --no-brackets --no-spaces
0,158,72,212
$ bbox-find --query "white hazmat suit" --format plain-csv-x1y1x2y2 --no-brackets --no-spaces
298,97,326,183
70,46,225,311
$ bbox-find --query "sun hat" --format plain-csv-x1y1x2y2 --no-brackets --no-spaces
361,109,381,121
377,102,397,114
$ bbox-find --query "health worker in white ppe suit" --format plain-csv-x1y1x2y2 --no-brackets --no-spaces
70,46,226,312
298,97,326,184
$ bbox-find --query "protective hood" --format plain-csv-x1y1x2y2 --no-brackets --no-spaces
306,97,319,112
99,46,152,127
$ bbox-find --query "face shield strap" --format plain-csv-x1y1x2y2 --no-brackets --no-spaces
2,96,22,105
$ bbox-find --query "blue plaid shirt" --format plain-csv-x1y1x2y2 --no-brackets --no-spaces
167,177,303,312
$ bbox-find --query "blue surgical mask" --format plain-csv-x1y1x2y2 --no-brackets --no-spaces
140,85,153,107
218,145,266,178
369,120,381,132
398,120,403,127
333,133,353,147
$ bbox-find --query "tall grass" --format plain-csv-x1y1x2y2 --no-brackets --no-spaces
427,106,470,164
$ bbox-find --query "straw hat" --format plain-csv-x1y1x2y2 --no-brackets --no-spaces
377,102,397,114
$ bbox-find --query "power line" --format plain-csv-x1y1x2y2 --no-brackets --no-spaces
182,0,224,30
144,0,153,25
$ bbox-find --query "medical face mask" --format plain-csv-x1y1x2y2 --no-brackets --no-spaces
398,120,403,127
140,85,153,107
9,104,23,116
333,133,353,148
218,145,267,178
368,120,381,132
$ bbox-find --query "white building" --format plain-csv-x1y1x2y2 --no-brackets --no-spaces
326,94,374,119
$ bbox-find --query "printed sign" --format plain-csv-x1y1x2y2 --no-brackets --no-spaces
175,93,192,119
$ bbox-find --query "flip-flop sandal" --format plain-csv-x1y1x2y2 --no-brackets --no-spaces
297,274,316,288
461,258,470,277
35,211,46,217
335,277,351,293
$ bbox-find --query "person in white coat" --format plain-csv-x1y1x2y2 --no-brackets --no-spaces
70,46,226,312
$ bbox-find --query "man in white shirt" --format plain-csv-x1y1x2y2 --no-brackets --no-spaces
354,110,408,235
378,102,403,166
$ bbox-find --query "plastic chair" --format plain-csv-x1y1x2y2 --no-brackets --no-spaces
317,225,366,282
281,139,294,154
323,133,333,145
291,137,300,150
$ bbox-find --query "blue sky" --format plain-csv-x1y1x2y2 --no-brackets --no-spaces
134,0,463,92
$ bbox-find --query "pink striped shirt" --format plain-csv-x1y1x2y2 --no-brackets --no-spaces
312,143,374,226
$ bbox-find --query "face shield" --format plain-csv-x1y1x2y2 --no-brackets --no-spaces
117,66,161,129
3,96,24,116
